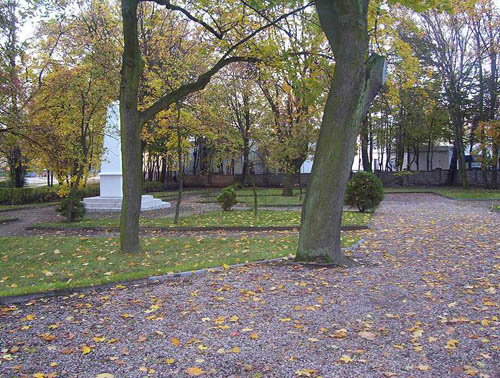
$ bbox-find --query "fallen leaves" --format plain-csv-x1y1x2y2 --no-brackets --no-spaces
172,337,180,346
185,367,204,376
330,329,347,339
445,339,459,351
358,331,377,341
81,345,92,355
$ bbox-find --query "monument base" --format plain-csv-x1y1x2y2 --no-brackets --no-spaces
83,195,171,213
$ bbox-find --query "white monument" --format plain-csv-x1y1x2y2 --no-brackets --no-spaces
83,102,171,212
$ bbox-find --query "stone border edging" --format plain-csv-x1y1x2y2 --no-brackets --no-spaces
25,224,369,232
0,239,366,305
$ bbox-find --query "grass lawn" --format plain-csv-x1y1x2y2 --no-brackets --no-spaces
0,234,360,297
236,195,303,206
35,210,371,229
384,186,500,199
491,205,500,212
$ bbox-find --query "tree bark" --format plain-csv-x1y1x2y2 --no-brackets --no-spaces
120,0,143,253
296,0,385,264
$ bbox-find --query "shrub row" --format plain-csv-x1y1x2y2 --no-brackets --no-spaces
0,180,167,205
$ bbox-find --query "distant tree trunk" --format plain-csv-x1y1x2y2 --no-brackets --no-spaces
160,157,167,188
296,0,386,264
282,172,294,196
360,115,371,171
447,147,458,185
240,138,250,186
9,146,25,188
174,108,183,224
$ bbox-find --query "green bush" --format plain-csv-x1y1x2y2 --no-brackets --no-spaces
217,185,237,211
56,190,85,222
345,172,384,212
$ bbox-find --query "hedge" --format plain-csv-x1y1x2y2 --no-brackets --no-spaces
0,181,168,205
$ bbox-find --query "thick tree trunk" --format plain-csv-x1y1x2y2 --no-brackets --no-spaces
120,0,143,253
296,0,385,264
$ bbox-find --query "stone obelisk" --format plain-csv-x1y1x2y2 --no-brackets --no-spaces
83,102,170,212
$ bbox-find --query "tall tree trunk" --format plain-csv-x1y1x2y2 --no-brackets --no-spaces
174,109,183,224
447,147,458,186
296,0,385,264
240,139,250,186
282,172,294,196
360,115,371,172
120,0,143,253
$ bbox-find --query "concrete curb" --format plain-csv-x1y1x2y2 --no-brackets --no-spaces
0,240,366,305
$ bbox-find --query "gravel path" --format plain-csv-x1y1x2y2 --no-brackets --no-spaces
1,194,499,377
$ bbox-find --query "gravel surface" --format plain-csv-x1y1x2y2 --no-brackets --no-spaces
1,194,499,377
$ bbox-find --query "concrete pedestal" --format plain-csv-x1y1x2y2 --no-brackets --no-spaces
83,195,170,213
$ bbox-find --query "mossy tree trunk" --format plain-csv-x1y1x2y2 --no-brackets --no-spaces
296,0,386,264
120,0,143,253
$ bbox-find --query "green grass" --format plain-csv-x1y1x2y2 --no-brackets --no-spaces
204,188,302,197
0,217,13,222
0,234,360,297
384,186,500,199
236,195,304,206
35,210,371,229
491,205,500,212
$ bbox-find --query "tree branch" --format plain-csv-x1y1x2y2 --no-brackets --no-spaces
146,0,224,39
362,53,387,115
139,56,258,124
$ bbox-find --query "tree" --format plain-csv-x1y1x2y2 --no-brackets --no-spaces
119,0,313,253
295,0,386,264
419,3,479,188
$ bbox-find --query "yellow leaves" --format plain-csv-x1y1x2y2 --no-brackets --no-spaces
223,263,230,270
93,336,106,343
416,364,431,371
172,337,180,346
412,329,423,338
232,346,240,353
296,368,318,377
81,345,92,355
358,331,377,341
121,313,133,319
39,333,56,342
445,339,459,351
165,358,175,365
42,270,54,277
279,317,292,322
330,329,347,339
185,367,204,376
250,332,259,340
464,366,478,376
33,374,45,378
228,315,239,322
95,374,115,378
339,355,353,363
22,314,36,321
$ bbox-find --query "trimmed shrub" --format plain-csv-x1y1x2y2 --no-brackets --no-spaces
56,190,85,222
217,185,237,211
345,172,384,212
